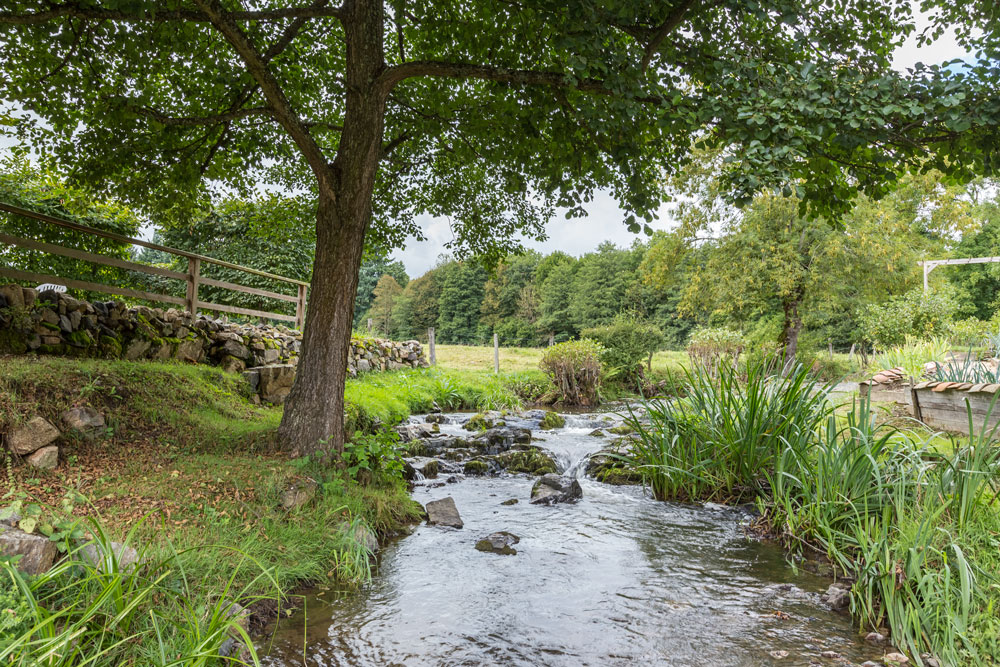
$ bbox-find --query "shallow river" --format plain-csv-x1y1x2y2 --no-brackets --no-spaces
262,412,880,666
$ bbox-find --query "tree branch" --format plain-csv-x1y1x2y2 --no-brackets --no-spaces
122,103,272,126
378,61,663,104
0,3,344,25
191,0,335,198
641,0,698,71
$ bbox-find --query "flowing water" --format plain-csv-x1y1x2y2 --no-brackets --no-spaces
262,412,881,667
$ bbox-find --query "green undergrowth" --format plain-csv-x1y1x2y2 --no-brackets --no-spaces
622,360,1000,666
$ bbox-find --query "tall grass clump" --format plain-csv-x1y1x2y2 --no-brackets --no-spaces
871,335,950,380
624,359,832,501
0,517,278,666
624,359,1000,666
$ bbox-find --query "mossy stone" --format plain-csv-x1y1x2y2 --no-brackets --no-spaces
607,424,633,435
539,411,565,430
464,460,489,475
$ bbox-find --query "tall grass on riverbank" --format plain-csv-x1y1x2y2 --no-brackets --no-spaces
623,361,1000,666
1,517,277,666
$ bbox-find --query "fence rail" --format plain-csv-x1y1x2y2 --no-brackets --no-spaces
0,201,308,328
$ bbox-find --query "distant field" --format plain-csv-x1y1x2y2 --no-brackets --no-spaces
433,343,690,375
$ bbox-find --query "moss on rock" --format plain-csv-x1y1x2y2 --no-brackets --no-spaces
539,411,565,430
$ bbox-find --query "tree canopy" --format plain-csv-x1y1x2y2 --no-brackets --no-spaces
2,0,998,451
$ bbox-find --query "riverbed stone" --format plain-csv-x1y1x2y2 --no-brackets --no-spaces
425,497,463,528
884,653,909,665
61,406,106,440
865,632,886,645
501,498,518,506
27,445,59,470
475,531,519,555
821,582,851,610
530,474,583,505
280,480,318,510
8,416,61,455
0,526,57,574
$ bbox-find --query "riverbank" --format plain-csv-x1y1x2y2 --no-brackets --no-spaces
0,356,553,661
621,361,1000,667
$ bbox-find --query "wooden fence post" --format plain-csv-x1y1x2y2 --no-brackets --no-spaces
828,338,834,361
493,333,499,373
548,332,554,347
295,284,307,330
428,328,436,365
185,257,200,316
367,318,373,334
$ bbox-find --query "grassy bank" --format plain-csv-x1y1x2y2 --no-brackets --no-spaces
623,361,1000,666
0,355,437,664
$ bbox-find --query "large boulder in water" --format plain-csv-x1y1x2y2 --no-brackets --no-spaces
530,474,582,505
425,497,463,528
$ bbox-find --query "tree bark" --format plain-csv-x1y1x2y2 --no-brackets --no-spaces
276,0,387,456
780,297,803,376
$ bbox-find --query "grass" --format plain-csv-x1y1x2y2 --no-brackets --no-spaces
0,355,425,664
622,360,1000,666
433,343,689,376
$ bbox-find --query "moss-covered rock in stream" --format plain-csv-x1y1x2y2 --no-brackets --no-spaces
607,424,634,435
494,447,557,475
586,439,642,485
464,460,489,475
539,411,565,430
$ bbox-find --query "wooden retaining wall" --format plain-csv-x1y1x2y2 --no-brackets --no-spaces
911,381,1000,436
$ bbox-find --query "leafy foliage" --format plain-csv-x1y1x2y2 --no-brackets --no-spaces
857,288,959,349
685,327,744,376
580,313,664,386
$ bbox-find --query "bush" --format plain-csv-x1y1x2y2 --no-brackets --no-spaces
580,314,664,387
948,317,993,349
857,287,958,349
685,326,744,376
539,339,603,406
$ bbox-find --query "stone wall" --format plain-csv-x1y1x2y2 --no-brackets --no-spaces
0,284,428,403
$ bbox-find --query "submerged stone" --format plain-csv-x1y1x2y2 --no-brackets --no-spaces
475,531,519,555
530,474,582,505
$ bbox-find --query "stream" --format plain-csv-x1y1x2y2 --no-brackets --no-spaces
261,411,882,666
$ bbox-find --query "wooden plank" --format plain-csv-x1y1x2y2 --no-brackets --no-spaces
200,276,297,303
0,201,309,287
0,267,185,306
186,257,200,315
197,300,297,323
0,231,187,281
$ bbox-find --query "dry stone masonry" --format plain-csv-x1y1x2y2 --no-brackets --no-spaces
0,283,428,403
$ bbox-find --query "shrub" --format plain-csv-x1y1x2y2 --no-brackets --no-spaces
580,314,664,387
685,326,744,376
857,287,958,349
948,317,993,349
539,339,603,405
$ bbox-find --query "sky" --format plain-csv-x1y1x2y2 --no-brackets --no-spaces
392,10,974,277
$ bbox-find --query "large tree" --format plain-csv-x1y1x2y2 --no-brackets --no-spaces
2,1,997,454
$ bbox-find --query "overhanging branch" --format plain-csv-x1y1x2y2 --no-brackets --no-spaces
0,3,344,25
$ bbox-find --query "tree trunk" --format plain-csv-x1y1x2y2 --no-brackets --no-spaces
276,0,386,456
780,297,803,376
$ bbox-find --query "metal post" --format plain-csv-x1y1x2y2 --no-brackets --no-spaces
493,333,499,373
185,257,200,316
428,327,436,365
295,284,307,330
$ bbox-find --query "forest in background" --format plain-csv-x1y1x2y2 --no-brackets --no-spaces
4,148,1000,367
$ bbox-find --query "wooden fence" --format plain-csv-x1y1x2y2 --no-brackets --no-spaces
0,202,308,328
